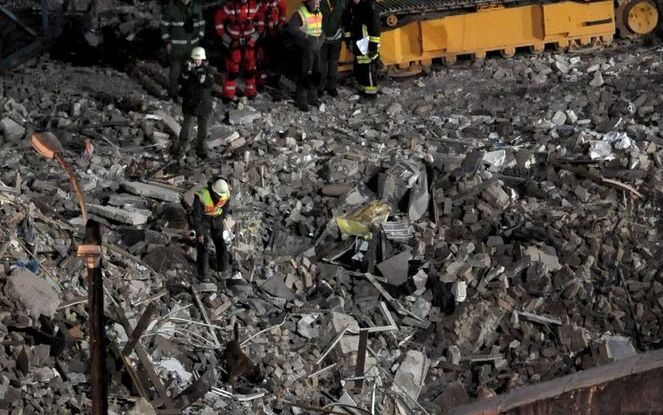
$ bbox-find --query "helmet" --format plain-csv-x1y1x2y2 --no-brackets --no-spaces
211,179,230,199
191,46,206,60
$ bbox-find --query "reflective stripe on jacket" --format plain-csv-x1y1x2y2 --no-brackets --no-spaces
297,5,323,37
195,188,225,217
160,0,205,57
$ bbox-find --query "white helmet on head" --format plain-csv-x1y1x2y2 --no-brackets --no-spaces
211,178,230,199
191,46,206,60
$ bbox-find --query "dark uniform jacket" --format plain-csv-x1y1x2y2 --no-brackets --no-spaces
343,0,380,55
180,62,213,117
160,1,205,58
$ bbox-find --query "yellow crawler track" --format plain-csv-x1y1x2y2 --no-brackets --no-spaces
286,0,656,76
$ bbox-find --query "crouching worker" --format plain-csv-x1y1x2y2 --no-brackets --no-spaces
191,178,231,279
173,46,213,160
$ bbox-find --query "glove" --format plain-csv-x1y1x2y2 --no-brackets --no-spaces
221,33,231,48
247,33,259,48
368,51,379,61
165,42,173,55
185,60,195,71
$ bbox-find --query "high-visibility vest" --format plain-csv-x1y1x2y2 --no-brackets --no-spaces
195,187,226,217
297,5,322,37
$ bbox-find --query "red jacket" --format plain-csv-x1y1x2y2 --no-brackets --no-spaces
215,0,263,41
259,0,287,33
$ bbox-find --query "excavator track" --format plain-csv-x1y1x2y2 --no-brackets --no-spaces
284,0,661,77
376,0,534,27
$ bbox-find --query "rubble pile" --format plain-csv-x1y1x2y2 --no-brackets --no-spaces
0,39,662,414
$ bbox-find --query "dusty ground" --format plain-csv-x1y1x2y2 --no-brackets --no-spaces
0,38,662,414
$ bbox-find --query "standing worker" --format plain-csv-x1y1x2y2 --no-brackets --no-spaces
173,47,213,160
256,0,287,92
319,0,347,98
287,0,324,111
215,0,262,102
343,0,380,98
160,0,205,98
191,178,232,279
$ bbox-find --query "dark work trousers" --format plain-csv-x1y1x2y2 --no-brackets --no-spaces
353,57,379,95
319,39,342,93
168,55,187,96
176,113,209,157
196,215,229,277
296,46,322,105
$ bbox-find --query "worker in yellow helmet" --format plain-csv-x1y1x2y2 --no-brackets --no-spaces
191,177,231,278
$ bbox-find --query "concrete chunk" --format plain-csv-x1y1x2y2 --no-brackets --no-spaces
391,350,430,401
377,251,411,286
122,181,181,203
89,203,151,225
228,109,261,125
483,183,510,210
155,111,181,136
524,244,562,272
0,118,25,141
6,269,60,319
600,335,637,362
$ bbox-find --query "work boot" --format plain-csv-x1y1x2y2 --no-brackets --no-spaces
307,88,320,107
196,140,208,160
327,88,338,97
295,87,309,112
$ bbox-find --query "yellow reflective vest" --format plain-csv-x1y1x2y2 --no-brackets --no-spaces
297,5,323,37
195,188,226,217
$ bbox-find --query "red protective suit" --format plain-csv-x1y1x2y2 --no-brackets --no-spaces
215,0,263,100
256,0,287,88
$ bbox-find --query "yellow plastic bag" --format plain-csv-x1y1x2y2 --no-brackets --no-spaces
336,200,391,239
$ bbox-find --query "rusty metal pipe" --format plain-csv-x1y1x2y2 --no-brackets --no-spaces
54,152,88,224
79,220,107,415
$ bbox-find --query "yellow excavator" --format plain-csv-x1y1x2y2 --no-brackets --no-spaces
285,0,660,76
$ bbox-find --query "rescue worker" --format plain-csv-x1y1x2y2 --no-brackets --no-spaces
287,0,324,111
343,0,380,98
319,0,347,97
191,178,231,278
256,0,287,91
160,0,205,98
215,0,262,102
174,46,213,160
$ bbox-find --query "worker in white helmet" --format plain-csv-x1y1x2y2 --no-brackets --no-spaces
173,46,214,160
191,177,231,278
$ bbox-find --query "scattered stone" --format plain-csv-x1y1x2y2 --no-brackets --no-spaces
589,71,604,87
0,117,25,140
5,269,60,319
228,109,261,125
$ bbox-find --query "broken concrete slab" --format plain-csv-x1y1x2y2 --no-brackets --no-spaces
88,203,151,225
599,335,637,362
391,350,430,401
377,251,412,286
259,275,296,301
122,181,181,203
5,269,60,319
